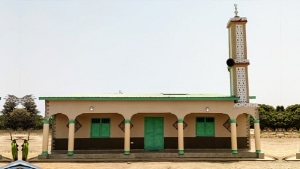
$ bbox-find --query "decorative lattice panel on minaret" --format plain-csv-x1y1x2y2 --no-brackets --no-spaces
235,25,244,60
236,67,247,103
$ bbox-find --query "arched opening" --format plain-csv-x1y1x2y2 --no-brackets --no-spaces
130,113,178,150
184,113,233,149
236,113,250,149
72,113,125,150
50,113,69,151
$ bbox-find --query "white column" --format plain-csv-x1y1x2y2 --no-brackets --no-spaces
177,119,184,155
254,119,261,153
41,119,50,155
124,119,131,155
230,119,238,154
67,119,75,156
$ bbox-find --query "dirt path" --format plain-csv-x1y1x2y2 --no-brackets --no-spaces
0,131,300,169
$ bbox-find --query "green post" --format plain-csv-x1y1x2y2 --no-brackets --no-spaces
22,139,29,161
11,139,18,161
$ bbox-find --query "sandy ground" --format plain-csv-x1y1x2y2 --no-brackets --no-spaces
0,131,300,169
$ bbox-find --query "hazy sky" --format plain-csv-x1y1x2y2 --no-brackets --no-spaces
1,0,300,116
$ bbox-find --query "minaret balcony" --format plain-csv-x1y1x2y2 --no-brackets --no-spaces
234,59,249,64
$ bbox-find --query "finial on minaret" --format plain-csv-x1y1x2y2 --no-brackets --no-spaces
234,4,238,16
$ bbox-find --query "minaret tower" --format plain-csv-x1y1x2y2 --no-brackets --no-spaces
226,4,250,103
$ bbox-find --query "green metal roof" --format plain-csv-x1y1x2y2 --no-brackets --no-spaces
39,94,256,101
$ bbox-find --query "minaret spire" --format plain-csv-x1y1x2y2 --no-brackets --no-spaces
234,4,238,16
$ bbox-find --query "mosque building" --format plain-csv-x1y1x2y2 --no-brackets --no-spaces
38,5,263,160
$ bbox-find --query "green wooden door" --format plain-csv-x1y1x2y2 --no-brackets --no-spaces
100,119,110,137
91,118,110,138
205,118,215,136
144,117,164,150
196,117,205,136
91,123,100,137
196,117,215,136
91,119,101,137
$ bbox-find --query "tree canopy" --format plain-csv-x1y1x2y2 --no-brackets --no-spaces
1,95,18,116
0,94,42,130
258,104,300,130
21,95,40,115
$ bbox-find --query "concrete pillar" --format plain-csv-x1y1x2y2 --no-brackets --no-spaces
230,119,238,154
254,119,261,153
177,119,184,155
67,119,75,156
124,119,131,155
41,119,50,155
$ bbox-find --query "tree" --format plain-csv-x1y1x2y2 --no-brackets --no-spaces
285,104,300,129
5,109,34,130
21,95,40,115
1,95,18,116
276,105,285,112
1,94,41,130
258,104,276,130
282,111,299,129
285,104,300,112
33,115,44,130
258,104,300,130
0,115,4,130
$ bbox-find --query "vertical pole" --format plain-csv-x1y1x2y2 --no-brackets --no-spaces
178,119,184,155
230,119,238,154
124,119,131,155
67,119,75,156
254,119,261,153
41,119,49,155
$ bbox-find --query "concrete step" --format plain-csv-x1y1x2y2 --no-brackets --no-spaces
32,149,266,162
45,152,258,159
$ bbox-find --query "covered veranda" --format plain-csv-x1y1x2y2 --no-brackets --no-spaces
38,94,263,160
